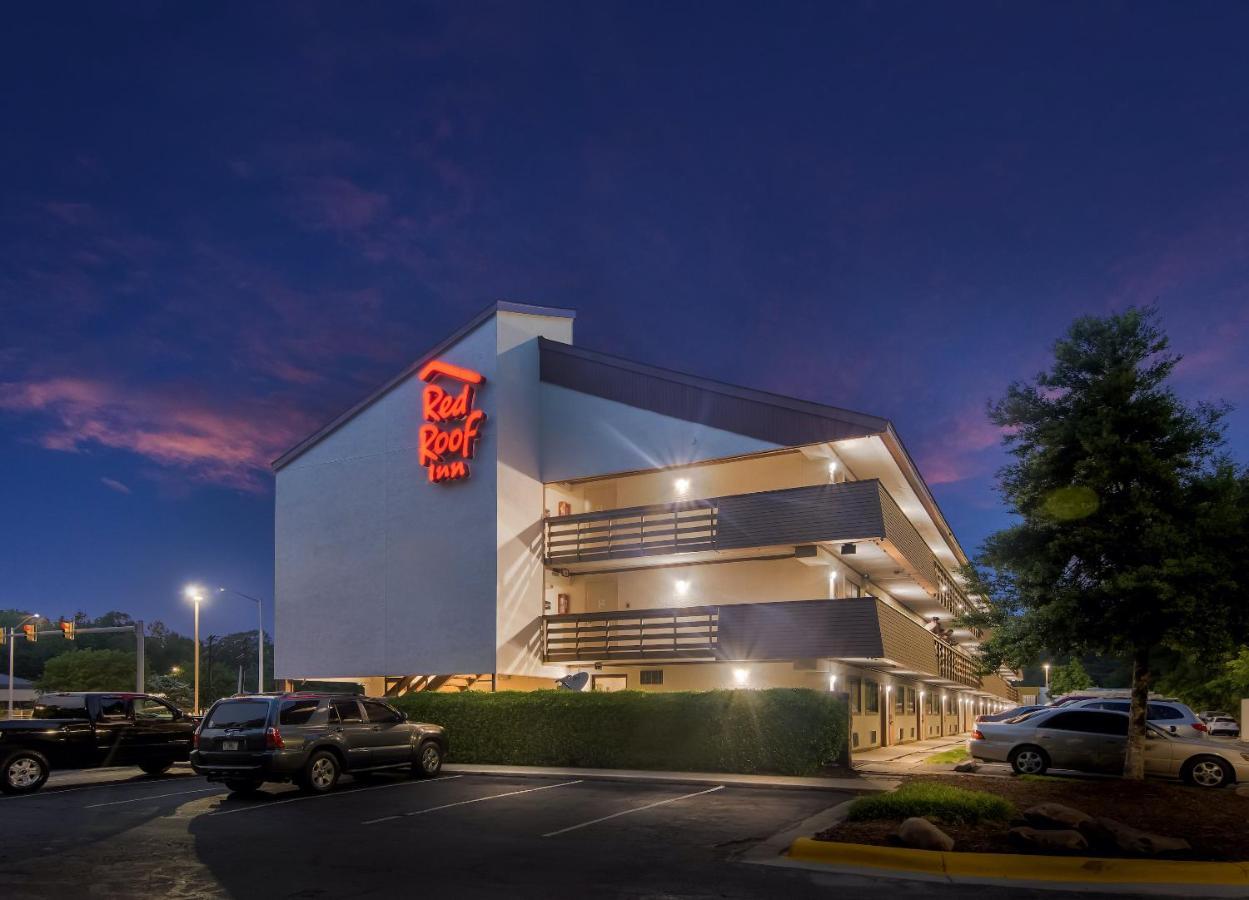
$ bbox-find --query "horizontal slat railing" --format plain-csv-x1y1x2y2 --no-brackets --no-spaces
934,638,981,688
545,500,717,565
543,605,720,663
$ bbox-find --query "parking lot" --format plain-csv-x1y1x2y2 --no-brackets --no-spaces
0,766,1159,899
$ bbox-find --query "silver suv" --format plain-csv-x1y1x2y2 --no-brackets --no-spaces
191,692,448,794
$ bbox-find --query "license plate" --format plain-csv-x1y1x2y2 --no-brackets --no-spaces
222,740,240,751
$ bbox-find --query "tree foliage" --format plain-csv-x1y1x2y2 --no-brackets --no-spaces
1049,658,1093,697
967,307,1249,776
38,649,138,692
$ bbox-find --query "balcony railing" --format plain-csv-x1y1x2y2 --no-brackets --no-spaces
543,606,720,663
935,640,979,688
545,500,718,565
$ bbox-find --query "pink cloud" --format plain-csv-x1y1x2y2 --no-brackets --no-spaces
913,405,1004,486
0,377,313,492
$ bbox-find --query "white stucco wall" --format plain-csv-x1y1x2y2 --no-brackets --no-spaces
275,318,501,679
539,384,781,484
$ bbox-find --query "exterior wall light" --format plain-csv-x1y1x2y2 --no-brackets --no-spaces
674,477,690,495
674,579,690,598
829,674,838,692
828,570,838,598
732,668,750,686
827,460,839,482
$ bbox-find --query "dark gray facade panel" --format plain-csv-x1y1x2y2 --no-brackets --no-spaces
716,480,886,550
716,598,886,661
539,339,886,448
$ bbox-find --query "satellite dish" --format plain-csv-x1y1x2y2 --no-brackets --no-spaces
556,671,590,691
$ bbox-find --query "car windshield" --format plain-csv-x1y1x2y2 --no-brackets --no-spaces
31,697,88,719
205,700,270,729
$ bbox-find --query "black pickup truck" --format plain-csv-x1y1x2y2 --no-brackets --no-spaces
0,692,196,794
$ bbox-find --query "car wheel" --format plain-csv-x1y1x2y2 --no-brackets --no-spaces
298,751,341,794
414,741,443,778
139,759,174,776
0,750,51,795
1183,756,1232,789
224,778,264,795
1009,745,1049,776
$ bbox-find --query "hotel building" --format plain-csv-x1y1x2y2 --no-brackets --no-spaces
273,302,1017,750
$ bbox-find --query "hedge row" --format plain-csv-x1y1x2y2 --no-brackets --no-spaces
390,688,848,776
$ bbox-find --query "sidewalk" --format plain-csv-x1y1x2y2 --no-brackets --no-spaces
851,735,967,775
443,762,898,793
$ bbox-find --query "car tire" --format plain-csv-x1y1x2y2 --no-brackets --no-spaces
1009,745,1049,776
224,778,265,795
139,759,174,776
297,751,341,794
0,749,51,795
413,741,443,778
1182,756,1233,789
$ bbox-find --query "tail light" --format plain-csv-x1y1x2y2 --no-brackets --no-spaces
265,726,284,749
972,729,985,741
192,730,200,749
1192,722,1208,733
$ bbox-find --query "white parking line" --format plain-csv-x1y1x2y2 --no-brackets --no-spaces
0,776,197,802
84,787,220,809
209,775,462,817
362,779,583,825
541,785,725,837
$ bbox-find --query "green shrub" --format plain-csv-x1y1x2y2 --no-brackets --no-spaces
847,781,1015,825
391,688,848,776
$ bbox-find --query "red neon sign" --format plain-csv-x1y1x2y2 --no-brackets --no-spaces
418,359,486,484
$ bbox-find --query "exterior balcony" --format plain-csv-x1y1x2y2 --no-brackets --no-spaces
541,596,988,691
544,479,982,628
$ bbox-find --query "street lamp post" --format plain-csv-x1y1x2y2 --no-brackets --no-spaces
1043,662,1051,690
218,587,265,693
184,587,205,715
7,614,40,719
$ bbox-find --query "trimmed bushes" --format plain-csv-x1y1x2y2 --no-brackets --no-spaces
391,688,848,776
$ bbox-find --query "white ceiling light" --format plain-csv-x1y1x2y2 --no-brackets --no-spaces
674,477,690,495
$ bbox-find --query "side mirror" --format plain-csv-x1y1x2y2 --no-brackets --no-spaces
400,710,409,722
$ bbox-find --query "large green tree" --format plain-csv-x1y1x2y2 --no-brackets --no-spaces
970,308,1249,778
38,649,139,692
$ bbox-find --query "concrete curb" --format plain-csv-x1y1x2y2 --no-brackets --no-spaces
442,764,897,793
784,838,1249,896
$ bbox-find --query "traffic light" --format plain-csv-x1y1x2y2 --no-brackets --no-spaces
21,623,37,643
59,619,75,640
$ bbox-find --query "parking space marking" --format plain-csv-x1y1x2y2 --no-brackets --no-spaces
541,785,725,837
209,774,463,817
0,776,198,802
362,779,583,825
84,787,220,809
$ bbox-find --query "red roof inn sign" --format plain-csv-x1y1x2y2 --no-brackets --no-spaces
418,360,486,484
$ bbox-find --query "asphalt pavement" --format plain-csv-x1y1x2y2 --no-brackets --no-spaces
0,766,1183,899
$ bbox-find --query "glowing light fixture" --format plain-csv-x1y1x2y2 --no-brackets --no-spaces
829,675,838,692
674,579,690,598
827,460,839,481
732,667,750,686
674,477,690,495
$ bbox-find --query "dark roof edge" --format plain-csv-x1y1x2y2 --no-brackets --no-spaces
272,301,574,471
537,337,891,434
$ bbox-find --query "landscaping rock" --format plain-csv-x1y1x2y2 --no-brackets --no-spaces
953,761,980,773
1008,826,1089,853
1022,802,1093,831
1081,817,1191,856
896,817,956,851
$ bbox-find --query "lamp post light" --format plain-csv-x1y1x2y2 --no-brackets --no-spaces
7,614,40,719
218,587,265,693
1043,662,1051,692
184,586,205,714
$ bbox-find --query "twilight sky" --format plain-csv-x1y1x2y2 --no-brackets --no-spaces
2,3,1247,636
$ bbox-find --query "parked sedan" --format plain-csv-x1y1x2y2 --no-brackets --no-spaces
969,707,1249,787
976,704,1046,724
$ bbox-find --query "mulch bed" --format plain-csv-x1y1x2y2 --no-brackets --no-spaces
817,773,1249,861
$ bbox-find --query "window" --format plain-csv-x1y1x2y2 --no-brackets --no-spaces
640,670,664,686
133,698,176,721
97,697,130,720
852,732,860,748
905,688,916,714
207,700,269,729
894,688,903,714
864,680,880,713
279,700,322,726
331,700,363,724
848,678,862,714
1041,711,1128,735
362,701,402,724
32,696,87,719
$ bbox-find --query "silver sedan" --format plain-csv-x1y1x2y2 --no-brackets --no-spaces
969,707,1249,788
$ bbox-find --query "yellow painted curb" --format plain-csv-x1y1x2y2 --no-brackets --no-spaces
787,839,1249,886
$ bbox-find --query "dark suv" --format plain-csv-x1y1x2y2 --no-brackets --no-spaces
190,693,447,794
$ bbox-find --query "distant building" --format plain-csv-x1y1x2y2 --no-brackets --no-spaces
273,302,1018,750
0,674,38,711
